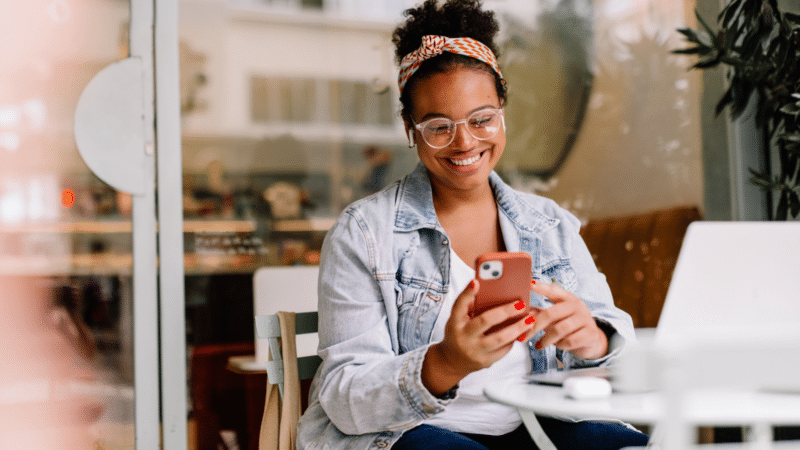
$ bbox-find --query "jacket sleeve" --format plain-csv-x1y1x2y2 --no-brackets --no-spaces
556,210,637,369
314,210,452,436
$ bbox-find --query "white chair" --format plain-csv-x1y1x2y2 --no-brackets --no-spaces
255,311,321,398
252,266,321,450
254,311,321,450
253,266,319,366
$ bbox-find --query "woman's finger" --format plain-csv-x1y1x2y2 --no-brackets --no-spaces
529,278,569,303
451,278,480,322
481,311,537,349
528,301,573,336
553,326,596,352
469,297,535,335
535,316,584,350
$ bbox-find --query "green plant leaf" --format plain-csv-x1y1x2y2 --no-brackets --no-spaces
749,176,773,189
780,133,800,142
672,46,708,55
738,30,763,61
775,35,790,71
677,27,703,44
767,0,781,22
716,85,735,116
724,26,738,51
776,190,789,220
730,80,755,118
695,11,720,48
789,190,800,218
780,102,800,115
778,132,800,155
686,0,798,220
720,1,744,30
694,58,721,69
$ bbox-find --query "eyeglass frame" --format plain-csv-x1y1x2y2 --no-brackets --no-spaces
409,107,505,149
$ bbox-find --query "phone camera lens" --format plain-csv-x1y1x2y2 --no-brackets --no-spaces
492,271,499,277
482,264,490,270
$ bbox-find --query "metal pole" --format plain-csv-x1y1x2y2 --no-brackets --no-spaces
155,0,188,447
129,0,161,448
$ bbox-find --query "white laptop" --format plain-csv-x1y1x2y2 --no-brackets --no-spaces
655,221,800,344
527,221,800,387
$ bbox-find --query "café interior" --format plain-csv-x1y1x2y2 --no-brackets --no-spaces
1,0,798,449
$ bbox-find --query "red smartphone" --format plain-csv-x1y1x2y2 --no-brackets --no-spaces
468,251,532,320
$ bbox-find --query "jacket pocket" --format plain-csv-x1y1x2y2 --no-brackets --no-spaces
541,260,578,293
395,282,443,354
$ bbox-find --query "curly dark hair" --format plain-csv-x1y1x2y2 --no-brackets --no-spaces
392,0,506,121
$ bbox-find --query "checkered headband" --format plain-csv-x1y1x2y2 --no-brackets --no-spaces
397,35,504,94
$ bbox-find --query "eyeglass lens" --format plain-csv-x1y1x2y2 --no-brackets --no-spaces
420,109,502,148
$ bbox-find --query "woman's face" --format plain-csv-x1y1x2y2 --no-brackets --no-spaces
408,67,505,195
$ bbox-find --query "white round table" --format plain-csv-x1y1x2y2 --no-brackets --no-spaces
485,378,800,447
486,378,800,426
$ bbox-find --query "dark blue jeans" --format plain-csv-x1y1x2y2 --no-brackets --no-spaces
391,417,649,450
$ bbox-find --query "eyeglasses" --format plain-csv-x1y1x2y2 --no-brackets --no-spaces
411,108,505,149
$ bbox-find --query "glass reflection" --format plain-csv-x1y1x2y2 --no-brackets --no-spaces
177,0,702,447
0,0,134,448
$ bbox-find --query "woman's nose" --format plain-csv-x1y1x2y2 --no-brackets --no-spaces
450,121,476,148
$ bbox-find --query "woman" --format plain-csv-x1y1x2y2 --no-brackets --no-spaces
296,1,649,449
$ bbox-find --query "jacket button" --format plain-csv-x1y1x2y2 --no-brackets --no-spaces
442,238,449,245
375,441,388,448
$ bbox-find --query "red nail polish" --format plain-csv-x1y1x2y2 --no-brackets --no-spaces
525,316,535,325
534,341,542,350
514,301,525,310
469,279,476,290
531,279,536,285
517,333,526,342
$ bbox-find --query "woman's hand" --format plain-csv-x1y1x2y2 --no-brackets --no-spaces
422,279,536,396
528,280,608,360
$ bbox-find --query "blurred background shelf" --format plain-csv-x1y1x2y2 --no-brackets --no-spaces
0,218,336,234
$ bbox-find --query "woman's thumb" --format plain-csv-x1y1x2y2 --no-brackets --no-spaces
455,278,480,318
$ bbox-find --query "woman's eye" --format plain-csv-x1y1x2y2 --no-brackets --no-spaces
427,123,453,134
470,116,492,127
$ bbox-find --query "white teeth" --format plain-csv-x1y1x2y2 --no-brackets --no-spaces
449,154,480,166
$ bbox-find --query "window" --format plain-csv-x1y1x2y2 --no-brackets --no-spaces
251,76,395,126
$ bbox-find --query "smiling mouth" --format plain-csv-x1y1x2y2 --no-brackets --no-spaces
449,153,482,166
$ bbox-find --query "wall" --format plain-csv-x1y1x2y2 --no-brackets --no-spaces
177,0,706,222
508,0,705,222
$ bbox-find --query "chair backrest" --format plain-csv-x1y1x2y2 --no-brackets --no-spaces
254,311,321,398
255,311,320,450
253,266,320,366
579,205,701,328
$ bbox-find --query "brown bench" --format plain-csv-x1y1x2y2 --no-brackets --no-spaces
579,205,702,328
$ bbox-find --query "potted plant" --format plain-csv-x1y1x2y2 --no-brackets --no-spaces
674,0,800,219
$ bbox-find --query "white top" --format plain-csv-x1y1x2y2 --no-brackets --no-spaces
422,249,531,435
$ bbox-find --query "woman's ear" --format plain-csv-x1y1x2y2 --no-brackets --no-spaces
403,118,415,147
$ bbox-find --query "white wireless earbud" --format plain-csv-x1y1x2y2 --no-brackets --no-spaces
407,129,415,147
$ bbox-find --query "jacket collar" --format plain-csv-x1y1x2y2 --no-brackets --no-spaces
394,162,559,234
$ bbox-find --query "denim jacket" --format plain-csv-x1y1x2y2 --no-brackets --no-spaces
296,163,635,450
